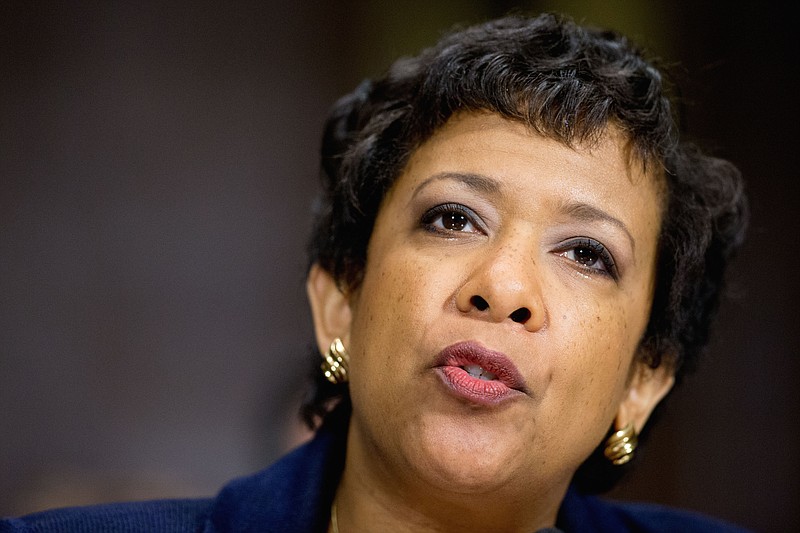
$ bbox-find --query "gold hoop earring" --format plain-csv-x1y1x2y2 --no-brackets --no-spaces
604,422,638,466
321,338,349,384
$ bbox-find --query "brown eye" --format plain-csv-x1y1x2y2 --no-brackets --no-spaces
441,212,469,231
421,203,483,235
557,238,618,280
573,245,599,267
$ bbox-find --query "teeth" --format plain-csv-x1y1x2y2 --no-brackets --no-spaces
463,364,498,381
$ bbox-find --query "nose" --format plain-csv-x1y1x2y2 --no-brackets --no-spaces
455,241,547,332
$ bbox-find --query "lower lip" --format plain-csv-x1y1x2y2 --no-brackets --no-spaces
436,366,524,406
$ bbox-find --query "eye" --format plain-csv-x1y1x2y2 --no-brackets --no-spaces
557,238,618,280
421,203,484,235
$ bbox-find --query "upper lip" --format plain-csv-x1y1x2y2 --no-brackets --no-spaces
434,340,529,394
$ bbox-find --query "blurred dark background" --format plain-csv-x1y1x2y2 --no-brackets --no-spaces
1,1,797,531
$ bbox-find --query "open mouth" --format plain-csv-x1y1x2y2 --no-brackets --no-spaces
461,364,498,381
434,341,528,405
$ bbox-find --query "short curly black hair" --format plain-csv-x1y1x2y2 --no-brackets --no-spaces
301,12,747,493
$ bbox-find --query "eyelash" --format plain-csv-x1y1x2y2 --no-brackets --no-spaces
557,237,618,280
420,203,484,235
420,203,619,280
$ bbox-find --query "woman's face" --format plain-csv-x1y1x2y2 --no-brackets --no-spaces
312,112,670,512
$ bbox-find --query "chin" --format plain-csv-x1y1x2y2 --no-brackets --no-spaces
406,413,530,494
426,458,516,495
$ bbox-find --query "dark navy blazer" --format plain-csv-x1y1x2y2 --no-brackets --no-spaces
0,427,752,532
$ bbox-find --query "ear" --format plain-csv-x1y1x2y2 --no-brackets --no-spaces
306,263,353,355
613,360,675,434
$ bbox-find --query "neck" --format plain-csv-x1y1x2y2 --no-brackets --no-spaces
334,430,567,533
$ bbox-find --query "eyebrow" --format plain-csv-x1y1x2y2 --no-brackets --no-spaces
560,201,636,253
411,172,502,199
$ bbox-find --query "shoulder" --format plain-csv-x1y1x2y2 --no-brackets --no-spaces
208,427,343,532
605,500,753,533
558,488,753,533
0,498,212,533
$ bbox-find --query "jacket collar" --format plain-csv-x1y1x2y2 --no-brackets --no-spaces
204,422,604,533
206,426,345,532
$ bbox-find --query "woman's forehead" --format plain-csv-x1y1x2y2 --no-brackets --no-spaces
398,112,664,208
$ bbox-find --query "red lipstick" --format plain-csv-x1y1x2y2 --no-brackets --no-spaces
434,341,528,405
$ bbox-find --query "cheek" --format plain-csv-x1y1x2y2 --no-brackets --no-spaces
347,249,448,418
356,243,455,323
349,250,437,366
556,298,636,411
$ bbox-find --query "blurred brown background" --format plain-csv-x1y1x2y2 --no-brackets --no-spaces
1,1,797,531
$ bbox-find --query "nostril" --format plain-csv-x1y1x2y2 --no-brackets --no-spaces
470,295,489,311
509,307,531,324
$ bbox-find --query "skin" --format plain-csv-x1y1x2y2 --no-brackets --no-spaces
308,112,674,532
